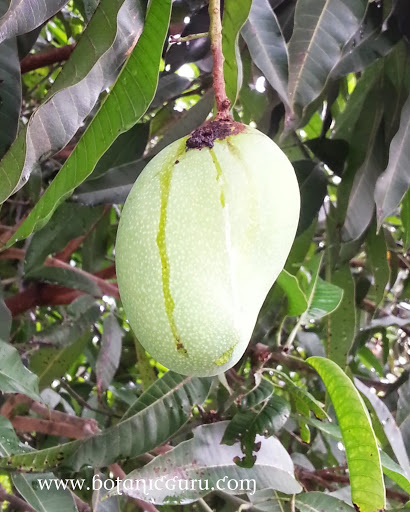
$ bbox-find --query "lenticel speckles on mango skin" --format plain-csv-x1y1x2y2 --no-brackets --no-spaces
115,119,300,376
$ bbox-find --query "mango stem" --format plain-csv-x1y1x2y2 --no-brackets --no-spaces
208,0,231,120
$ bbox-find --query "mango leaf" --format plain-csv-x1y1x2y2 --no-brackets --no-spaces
32,295,101,348
306,415,410,492
307,277,343,320
326,264,356,367
222,394,290,468
0,284,11,341
366,223,390,306
276,269,308,317
242,0,289,107
0,0,145,204
402,189,410,251
25,203,105,273
331,2,398,79
380,451,410,494
0,416,78,512
331,61,383,144
273,369,327,420
0,339,42,401
293,161,328,235
222,0,252,106
0,0,69,44
6,0,172,246
375,93,410,225
114,422,302,504
343,117,385,241
355,378,410,479
301,254,343,322
0,0,20,159
0,372,212,471
31,332,92,389
96,314,123,393
296,492,355,511
28,266,102,296
307,357,385,512
287,0,367,124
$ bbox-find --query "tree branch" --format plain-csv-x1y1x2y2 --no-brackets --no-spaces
20,44,75,74
0,484,35,512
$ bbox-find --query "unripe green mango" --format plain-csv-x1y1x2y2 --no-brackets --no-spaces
115,121,300,376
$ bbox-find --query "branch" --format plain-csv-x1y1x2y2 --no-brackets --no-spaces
0,484,35,512
296,466,409,504
20,44,75,74
11,416,97,439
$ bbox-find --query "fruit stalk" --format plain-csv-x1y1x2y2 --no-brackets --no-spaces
208,0,231,120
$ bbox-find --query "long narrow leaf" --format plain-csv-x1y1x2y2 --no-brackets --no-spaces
307,357,385,512
287,0,367,123
0,0,69,44
0,1,20,159
375,94,410,226
242,0,288,107
222,0,252,106
0,0,145,203
7,0,172,247
0,372,212,471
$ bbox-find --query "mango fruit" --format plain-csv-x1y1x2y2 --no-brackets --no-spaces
115,120,300,376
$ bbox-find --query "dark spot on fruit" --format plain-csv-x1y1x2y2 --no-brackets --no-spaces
186,119,245,150
175,160,179,164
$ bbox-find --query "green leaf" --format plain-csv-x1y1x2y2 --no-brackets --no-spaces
32,295,101,348
96,314,123,393
273,369,327,420
222,0,252,106
375,93,410,226
0,372,212,471
355,378,410,479
222,394,290,468
380,451,410,495
296,492,354,511
366,223,390,306
0,0,69,44
287,0,367,123
134,336,157,391
28,267,102,296
6,0,172,247
0,339,41,401
326,264,356,367
0,0,20,159
331,61,383,144
402,189,410,251
331,2,398,79
0,0,145,203
0,416,78,512
307,277,343,321
300,254,343,322
343,119,385,241
242,0,289,107
114,422,302,504
25,203,105,274
293,161,328,235
276,269,308,317
307,357,385,512
338,77,384,233
0,284,11,341
31,332,92,389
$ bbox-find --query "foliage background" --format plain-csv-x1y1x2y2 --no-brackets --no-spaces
0,0,410,510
